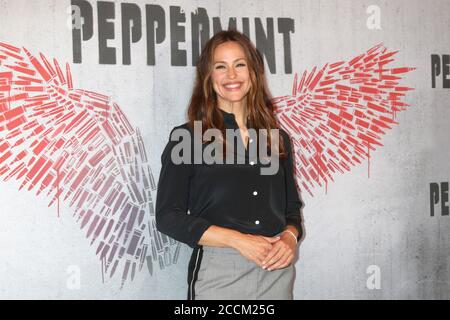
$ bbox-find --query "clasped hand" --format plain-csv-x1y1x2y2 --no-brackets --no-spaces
235,233,297,271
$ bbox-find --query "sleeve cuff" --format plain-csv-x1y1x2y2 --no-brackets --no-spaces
187,218,213,249
286,218,303,241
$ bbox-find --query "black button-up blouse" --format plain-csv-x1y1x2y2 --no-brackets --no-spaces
155,109,303,249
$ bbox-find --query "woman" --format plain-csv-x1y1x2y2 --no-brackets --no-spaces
155,29,304,300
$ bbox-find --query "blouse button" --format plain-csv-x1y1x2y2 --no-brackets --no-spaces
253,191,258,196
250,161,255,165
255,220,260,225
249,138,253,143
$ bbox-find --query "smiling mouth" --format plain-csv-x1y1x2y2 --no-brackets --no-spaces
223,82,242,90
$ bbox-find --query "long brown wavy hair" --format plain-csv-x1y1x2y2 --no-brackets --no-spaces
187,29,286,159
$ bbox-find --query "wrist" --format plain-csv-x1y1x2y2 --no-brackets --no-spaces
282,229,298,244
284,225,299,238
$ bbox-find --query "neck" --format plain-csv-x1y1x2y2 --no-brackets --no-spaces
219,101,247,127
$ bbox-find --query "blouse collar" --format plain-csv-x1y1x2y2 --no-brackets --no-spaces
219,108,249,127
219,108,236,125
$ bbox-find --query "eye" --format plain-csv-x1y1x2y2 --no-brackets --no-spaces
215,65,225,69
236,63,246,67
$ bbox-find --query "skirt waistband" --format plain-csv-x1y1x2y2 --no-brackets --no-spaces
201,231,284,255
201,245,240,254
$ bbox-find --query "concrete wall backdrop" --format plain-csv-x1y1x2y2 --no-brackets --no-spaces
0,0,448,299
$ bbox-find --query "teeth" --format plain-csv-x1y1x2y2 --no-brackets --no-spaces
224,83,241,88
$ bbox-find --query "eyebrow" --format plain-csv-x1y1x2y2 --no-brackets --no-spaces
213,58,246,64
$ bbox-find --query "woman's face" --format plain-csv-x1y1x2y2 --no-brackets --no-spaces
211,41,251,107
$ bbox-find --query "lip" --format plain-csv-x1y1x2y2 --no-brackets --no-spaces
222,82,243,91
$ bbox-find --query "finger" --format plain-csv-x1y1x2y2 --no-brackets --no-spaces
244,252,263,267
267,249,291,270
255,240,273,254
253,248,268,266
263,245,285,269
268,252,292,271
279,254,293,269
264,240,290,267
253,254,266,267
257,245,275,265
273,259,290,271
260,236,280,243
261,244,281,267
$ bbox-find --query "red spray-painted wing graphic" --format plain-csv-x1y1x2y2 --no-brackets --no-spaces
0,41,415,285
0,42,180,287
273,44,415,197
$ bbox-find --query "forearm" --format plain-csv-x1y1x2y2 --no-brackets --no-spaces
197,225,243,248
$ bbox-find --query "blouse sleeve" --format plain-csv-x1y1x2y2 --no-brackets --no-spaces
155,125,212,248
281,129,304,241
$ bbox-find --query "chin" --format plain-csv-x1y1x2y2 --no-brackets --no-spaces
221,92,249,102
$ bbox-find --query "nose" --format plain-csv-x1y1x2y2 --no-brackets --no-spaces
227,66,237,78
